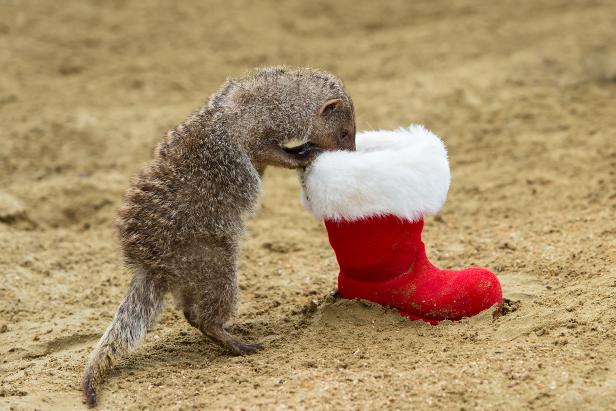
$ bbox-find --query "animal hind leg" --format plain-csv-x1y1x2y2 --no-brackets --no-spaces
191,269,263,355
177,243,262,355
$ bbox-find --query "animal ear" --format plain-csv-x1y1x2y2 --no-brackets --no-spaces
318,98,342,115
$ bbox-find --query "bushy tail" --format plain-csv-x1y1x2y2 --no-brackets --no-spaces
83,271,164,407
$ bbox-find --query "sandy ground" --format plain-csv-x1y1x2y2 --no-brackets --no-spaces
1,0,616,409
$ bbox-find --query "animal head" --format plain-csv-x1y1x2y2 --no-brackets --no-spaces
209,66,356,152
307,96,356,152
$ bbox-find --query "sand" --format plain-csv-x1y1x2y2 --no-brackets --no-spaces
1,0,616,409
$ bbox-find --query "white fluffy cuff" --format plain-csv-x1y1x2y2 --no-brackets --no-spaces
300,124,451,221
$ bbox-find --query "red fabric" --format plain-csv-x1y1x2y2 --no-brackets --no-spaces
324,216,502,324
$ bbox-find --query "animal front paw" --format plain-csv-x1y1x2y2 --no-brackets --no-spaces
284,142,323,167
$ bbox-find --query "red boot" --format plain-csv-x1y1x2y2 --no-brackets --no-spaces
301,125,502,324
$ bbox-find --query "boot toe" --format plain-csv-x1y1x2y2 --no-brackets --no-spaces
399,267,503,323
454,267,503,318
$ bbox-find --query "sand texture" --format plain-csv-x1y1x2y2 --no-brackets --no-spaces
1,0,616,409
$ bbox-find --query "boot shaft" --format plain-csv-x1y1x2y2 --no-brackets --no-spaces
325,216,425,282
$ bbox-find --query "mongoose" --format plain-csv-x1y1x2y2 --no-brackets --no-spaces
82,66,356,407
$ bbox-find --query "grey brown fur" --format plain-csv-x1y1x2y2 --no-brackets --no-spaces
82,66,355,407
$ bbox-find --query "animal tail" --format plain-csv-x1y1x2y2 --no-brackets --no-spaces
83,270,164,407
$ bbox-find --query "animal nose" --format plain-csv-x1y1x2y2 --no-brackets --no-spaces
338,129,356,151
347,131,357,151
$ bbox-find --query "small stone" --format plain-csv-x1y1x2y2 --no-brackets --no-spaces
0,191,26,222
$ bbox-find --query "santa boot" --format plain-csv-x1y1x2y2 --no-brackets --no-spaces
301,125,502,324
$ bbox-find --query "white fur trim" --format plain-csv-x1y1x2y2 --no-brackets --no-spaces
301,124,450,221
